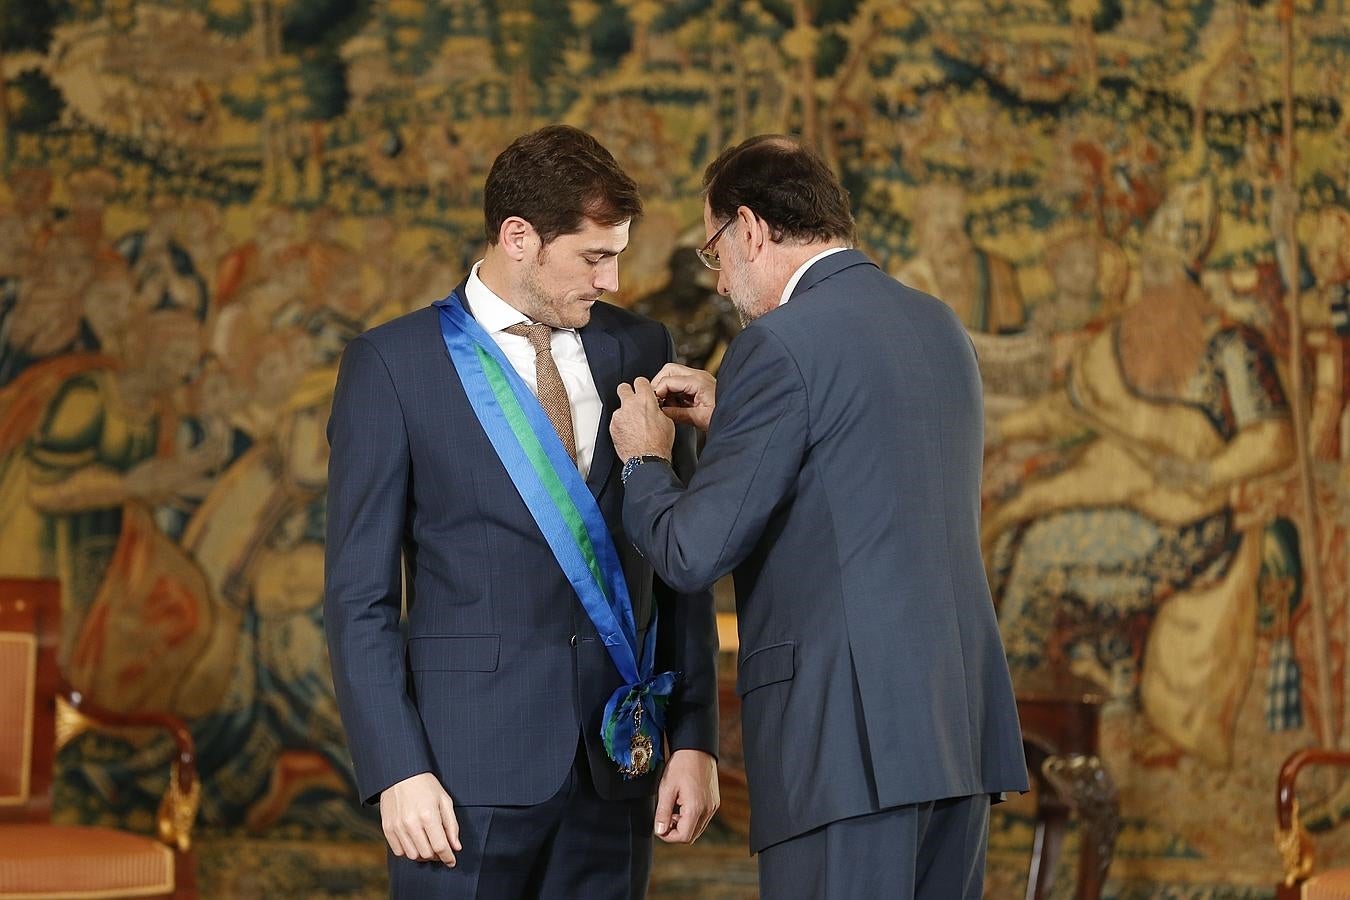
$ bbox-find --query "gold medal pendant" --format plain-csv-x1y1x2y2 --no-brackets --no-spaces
627,732,654,776
622,703,654,777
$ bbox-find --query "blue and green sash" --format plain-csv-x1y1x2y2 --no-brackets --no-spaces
433,291,675,778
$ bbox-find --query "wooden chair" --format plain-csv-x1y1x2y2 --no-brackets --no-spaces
1276,747,1350,900
1016,670,1119,900
0,577,200,899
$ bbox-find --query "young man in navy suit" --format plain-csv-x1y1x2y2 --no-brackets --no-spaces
325,125,719,899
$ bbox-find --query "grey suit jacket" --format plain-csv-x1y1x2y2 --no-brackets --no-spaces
623,250,1028,852
324,293,718,809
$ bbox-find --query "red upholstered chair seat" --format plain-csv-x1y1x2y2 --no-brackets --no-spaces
0,579,198,899
1305,870,1350,900
0,824,175,897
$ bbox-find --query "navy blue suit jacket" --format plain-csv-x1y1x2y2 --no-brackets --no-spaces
622,251,1029,852
324,293,718,808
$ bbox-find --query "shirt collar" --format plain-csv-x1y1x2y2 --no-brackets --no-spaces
465,260,578,335
779,246,850,307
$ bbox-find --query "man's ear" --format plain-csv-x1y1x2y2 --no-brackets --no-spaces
737,205,766,262
498,217,534,262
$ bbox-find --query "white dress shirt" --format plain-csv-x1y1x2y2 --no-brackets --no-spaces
464,262,602,478
780,246,850,306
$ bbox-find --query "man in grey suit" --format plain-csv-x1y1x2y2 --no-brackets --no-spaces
610,135,1028,899
325,125,719,899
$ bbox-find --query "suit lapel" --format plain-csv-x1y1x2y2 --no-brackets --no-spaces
580,321,622,498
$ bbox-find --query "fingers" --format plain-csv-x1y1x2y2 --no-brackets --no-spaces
423,809,458,866
387,813,455,866
611,377,677,460
653,778,678,838
666,798,709,844
657,812,682,844
648,366,716,431
615,378,664,415
659,802,706,844
380,775,461,867
616,379,660,412
383,818,410,858
651,364,705,397
652,365,713,396
654,750,720,845
417,796,462,866
652,378,694,404
405,812,436,861
692,796,718,843
440,792,463,853
630,377,661,408
651,372,684,398
653,775,709,845
660,406,701,428
652,362,697,385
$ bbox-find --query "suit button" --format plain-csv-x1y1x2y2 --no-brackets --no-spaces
569,634,578,647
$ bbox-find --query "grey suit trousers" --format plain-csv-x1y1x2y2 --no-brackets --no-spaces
758,793,991,900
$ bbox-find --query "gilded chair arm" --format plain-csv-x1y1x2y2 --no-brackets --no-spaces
1274,748,1350,887
57,687,200,853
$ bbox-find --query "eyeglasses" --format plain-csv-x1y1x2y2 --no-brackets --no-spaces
696,219,733,271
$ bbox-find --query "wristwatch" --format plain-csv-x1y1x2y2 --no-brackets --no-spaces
621,455,670,485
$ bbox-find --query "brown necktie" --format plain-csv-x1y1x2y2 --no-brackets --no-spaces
504,323,577,460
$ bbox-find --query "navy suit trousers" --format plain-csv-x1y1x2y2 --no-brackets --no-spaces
388,743,655,900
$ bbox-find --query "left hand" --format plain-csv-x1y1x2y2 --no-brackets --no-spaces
651,363,717,431
611,377,675,463
653,748,720,844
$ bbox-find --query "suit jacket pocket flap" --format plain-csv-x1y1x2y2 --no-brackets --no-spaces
736,641,795,696
408,635,501,672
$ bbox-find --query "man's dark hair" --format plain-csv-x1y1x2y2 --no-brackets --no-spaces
702,135,854,244
484,124,642,246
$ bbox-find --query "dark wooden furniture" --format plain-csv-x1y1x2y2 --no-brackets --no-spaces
1274,747,1350,900
0,577,200,899
1015,670,1119,900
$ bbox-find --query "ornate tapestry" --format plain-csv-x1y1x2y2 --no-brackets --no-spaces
0,0,1346,892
